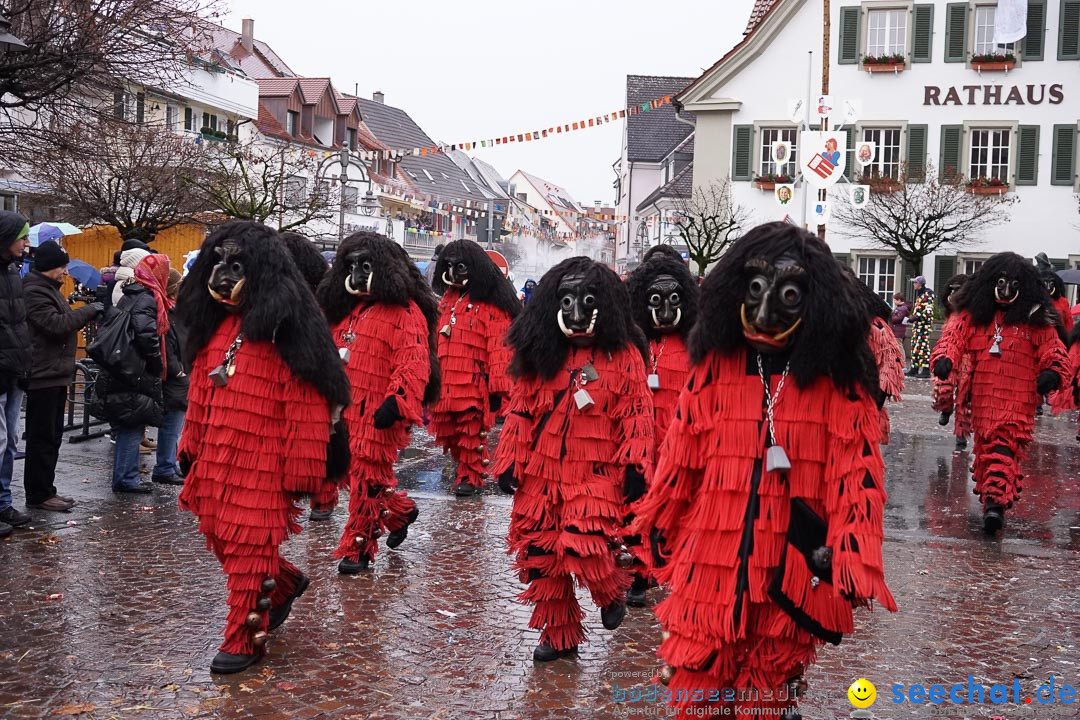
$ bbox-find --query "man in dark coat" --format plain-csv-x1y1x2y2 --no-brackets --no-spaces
23,241,103,511
151,269,187,486
0,211,33,537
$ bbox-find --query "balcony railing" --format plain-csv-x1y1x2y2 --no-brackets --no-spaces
403,231,437,252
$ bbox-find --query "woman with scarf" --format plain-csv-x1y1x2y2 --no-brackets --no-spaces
98,254,174,493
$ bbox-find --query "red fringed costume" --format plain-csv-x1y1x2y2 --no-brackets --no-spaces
931,311,1070,509
431,288,514,488
932,314,974,441
332,302,428,564
633,349,896,716
868,316,905,442
1053,295,1074,334
648,335,691,450
179,314,331,657
496,347,654,650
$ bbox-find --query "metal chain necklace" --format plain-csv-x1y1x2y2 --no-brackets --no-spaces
989,323,1003,356
440,292,468,338
210,333,244,387
757,353,792,472
339,305,374,362
648,338,666,390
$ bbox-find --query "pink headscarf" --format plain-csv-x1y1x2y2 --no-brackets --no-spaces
133,254,175,377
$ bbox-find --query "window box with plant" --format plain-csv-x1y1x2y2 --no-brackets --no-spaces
966,176,1010,195
970,52,1015,72
753,173,793,190
863,174,904,194
862,54,906,73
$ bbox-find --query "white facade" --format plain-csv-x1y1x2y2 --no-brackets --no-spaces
684,0,1080,295
614,159,663,268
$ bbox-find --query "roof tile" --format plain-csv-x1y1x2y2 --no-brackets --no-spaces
626,75,696,163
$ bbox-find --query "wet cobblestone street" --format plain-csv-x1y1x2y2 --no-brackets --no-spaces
1,377,1078,719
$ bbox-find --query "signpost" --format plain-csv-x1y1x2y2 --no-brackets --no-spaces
486,249,509,278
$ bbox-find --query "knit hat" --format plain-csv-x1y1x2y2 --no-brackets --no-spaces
166,268,182,298
121,239,152,253
34,241,69,272
120,248,151,269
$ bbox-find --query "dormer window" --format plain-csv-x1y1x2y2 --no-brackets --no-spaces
286,111,299,137
347,128,357,151
422,169,435,183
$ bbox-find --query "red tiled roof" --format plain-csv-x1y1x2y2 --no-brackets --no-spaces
298,78,335,107
255,102,290,141
357,120,388,152
256,77,299,97
745,0,780,33
676,0,785,106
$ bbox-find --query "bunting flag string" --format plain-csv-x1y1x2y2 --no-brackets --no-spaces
357,94,673,162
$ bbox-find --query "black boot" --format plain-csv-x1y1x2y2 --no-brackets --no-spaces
454,482,479,497
626,576,648,608
904,367,919,378
386,507,419,549
338,556,370,574
210,650,262,674
309,508,333,521
601,600,627,630
268,574,310,631
918,368,931,379
955,436,967,450
938,411,952,426
983,503,1005,535
533,641,577,662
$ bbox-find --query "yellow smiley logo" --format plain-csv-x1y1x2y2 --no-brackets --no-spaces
848,678,877,708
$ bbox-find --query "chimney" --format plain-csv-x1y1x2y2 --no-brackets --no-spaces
373,91,384,104
241,19,254,53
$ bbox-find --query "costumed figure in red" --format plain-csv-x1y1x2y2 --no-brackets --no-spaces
1036,253,1075,336
176,222,351,674
932,274,975,450
843,266,905,444
623,252,698,608
317,232,440,573
1068,323,1080,442
632,222,897,719
430,240,520,496
494,257,654,662
931,252,1070,534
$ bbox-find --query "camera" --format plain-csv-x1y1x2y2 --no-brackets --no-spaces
68,283,97,305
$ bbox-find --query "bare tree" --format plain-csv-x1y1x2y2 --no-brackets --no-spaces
186,137,337,233
25,119,207,241
670,180,751,277
836,161,1018,273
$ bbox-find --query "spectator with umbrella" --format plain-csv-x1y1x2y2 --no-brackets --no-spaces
23,241,103,511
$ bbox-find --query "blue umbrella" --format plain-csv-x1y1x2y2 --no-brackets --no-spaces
27,222,82,248
67,259,100,289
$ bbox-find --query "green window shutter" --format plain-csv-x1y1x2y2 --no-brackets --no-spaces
1051,257,1069,270
844,126,857,180
838,6,860,64
912,5,935,62
1015,126,1040,186
935,256,957,303
833,252,851,267
944,3,968,62
906,124,928,182
732,125,754,181
1051,124,1077,185
1059,0,1080,60
1023,0,1046,60
939,125,964,181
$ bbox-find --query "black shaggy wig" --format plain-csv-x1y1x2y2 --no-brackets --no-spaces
177,220,351,409
690,221,879,394
626,255,700,341
642,244,685,264
280,231,329,295
953,252,1055,328
840,263,891,322
1035,253,1067,299
507,256,647,380
939,273,972,317
432,239,521,318
317,232,441,405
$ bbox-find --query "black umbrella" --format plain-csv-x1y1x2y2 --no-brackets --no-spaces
1056,268,1080,285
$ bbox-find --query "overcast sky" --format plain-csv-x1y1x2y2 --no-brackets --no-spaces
221,0,754,204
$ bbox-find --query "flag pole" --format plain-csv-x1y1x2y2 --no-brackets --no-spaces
819,0,831,242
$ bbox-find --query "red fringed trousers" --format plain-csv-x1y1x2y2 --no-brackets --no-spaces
431,408,490,488
334,459,416,563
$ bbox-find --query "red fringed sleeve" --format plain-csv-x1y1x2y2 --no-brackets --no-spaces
930,311,972,372
282,380,333,496
485,307,514,397
869,317,905,402
1053,296,1074,334
649,335,691,451
383,303,431,426
823,387,897,611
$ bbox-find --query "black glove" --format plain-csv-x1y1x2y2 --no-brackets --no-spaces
1035,370,1061,396
497,466,518,495
489,393,503,413
649,527,670,569
933,358,952,380
623,465,647,503
373,396,402,429
178,452,193,477
88,302,105,316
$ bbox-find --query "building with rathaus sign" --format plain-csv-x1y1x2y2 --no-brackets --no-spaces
679,0,1079,300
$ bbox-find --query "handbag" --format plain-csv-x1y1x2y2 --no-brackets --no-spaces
767,498,849,646
87,307,145,387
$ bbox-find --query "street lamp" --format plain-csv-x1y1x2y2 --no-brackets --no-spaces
359,189,379,216
636,220,648,258
0,11,28,52
317,148,377,243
